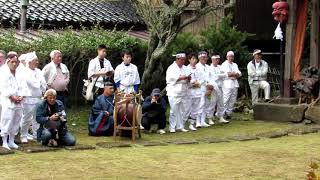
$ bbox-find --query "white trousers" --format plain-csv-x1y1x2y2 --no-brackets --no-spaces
0,106,23,137
168,96,188,130
211,87,225,118
203,94,217,119
249,81,270,104
20,103,39,139
187,96,202,119
222,87,238,116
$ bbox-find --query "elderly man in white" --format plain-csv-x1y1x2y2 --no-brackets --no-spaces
114,50,140,94
247,49,270,104
88,44,114,96
0,52,30,150
209,55,229,123
42,50,70,104
221,51,242,119
166,53,190,133
20,52,47,143
195,51,212,128
0,50,6,125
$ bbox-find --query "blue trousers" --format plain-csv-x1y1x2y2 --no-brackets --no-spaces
41,129,76,146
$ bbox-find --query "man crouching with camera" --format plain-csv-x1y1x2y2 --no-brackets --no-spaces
36,89,76,147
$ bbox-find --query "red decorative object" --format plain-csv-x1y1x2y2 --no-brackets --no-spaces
272,1,289,23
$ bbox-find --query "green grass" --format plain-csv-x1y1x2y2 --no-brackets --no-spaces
0,106,319,179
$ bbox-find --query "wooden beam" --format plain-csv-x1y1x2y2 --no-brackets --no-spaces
284,0,297,97
310,0,320,68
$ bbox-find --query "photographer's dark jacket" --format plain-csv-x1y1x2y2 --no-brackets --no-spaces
36,99,66,139
142,96,166,118
88,94,114,136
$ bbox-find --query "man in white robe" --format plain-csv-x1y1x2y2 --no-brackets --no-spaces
88,44,114,96
166,53,190,133
220,51,242,119
195,51,212,128
114,50,140,94
247,49,270,104
0,50,6,127
0,52,30,150
186,53,201,131
209,55,229,123
20,52,47,143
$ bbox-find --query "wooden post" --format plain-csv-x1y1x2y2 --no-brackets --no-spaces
283,0,297,98
310,0,320,68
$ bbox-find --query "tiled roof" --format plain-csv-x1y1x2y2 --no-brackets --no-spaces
0,0,146,29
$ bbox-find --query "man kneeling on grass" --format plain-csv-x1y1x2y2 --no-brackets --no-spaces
141,88,166,135
36,89,76,147
88,82,114,136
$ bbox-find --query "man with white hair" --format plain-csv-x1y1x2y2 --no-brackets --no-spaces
20,52,47,143
209,55,229,123
195,51,212,128
42,50,70,105
166,52,190,133
247,49,270,104
36,89,76,146
220,51,242,119
0,52,30,149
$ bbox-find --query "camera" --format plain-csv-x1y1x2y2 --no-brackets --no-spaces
56,112,67,122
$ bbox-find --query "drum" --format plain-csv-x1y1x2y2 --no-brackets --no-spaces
135,104,142,125
116,103,139,127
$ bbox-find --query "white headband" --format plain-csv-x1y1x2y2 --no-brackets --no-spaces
253,50,262,56
25,51,38,63
198,53,208,58
211,55,220,59
176,53,186,59
227,51,234,56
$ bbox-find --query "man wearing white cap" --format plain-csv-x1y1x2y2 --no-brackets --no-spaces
220,51,242,119
209,55,229,123
166,52,190,133
20,52,47,143
195,51,212,128
0,52,30,149
247,49,270,104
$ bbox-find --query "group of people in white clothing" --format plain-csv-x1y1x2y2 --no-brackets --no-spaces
0,50,69,150
87,45,140,96
166,49,271,133
166,51,236,133
0,44,271,148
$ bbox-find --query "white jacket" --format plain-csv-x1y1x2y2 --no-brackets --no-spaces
166,62,189,97
247,59,268,85
24,67,47,104
195,62,212,92
87,57,114,88
187,65,202,98
0,65,30,108
42,61,70,87
114,62,140,93
221,60,242,88
209,64,227,88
